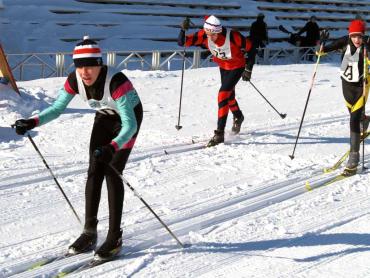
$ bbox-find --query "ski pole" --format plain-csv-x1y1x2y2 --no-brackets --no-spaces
362,41,368,171
175,44,186,131
248,81,287,119
97,154,185,248
25,131,82,225
175,18,195,131
289,43,325,160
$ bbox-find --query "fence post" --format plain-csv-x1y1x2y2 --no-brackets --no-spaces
294,48,300,63
263,48,270,65
192,50,200,69
55,53,65,77
107,51,116,67
151,51,160,70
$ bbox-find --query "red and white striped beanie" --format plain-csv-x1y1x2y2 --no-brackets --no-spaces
73,35,103,68
203,15,222,34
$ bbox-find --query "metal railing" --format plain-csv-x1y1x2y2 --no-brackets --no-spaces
5,46,338,81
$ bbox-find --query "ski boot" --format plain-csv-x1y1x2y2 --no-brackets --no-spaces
68,231,97,254
207,130,224,147
231,114,244,135
68,218,98,254
94,229,122,261
343,132,361,176
343,151,359,176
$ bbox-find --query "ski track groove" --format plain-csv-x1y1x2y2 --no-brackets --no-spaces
175,192,370,278
277,207,370,277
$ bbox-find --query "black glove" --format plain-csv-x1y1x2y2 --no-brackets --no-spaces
320,29,330,43
94,144,115,164
181,17,191,31
13,119,36,135
242,69,252,81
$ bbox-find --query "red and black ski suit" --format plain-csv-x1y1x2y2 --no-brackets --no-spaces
178,27,256,131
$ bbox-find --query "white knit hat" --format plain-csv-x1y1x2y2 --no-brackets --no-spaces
203,15,222,33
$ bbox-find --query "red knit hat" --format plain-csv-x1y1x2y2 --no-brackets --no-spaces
348,20,365,36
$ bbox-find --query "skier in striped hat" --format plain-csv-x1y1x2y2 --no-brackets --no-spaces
13,36,143,260
178,15,257,147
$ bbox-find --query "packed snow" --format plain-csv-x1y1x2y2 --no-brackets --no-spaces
1,62,370,277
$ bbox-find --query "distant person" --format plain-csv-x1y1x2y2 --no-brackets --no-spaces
13,36,143,261
355,13,363,21
317,20,370,176
178,15,257,147
250,13,269,48
295,16,320,47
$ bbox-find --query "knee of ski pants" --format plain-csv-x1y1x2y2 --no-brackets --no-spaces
87,158,105,177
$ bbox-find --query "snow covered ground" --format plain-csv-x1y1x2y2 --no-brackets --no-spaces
1,63,370,277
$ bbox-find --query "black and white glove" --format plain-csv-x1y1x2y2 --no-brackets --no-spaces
13,119,36,135
320,29,330,43
242,69,252,81
94,144,115,164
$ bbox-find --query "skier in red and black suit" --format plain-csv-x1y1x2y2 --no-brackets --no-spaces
13,36,143,261
178,15,257,147
318,20,370,175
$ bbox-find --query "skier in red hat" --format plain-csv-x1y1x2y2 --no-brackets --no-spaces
318,19,370,175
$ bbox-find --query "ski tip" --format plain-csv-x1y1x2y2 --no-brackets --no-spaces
305,181,312,191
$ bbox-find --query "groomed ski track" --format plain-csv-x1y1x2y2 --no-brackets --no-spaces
1,65,370,277
2,122,370,277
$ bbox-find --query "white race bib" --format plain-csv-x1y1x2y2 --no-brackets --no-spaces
208,30,232,60
340,45,361,82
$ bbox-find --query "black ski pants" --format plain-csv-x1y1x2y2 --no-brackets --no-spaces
85,103,143,234
342,80,364,134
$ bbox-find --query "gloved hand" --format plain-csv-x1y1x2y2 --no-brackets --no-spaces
181,17,191,31
242,69,252,81
13,119,36,135
94,144,115,164
315,50,327,57
320,29,330,43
